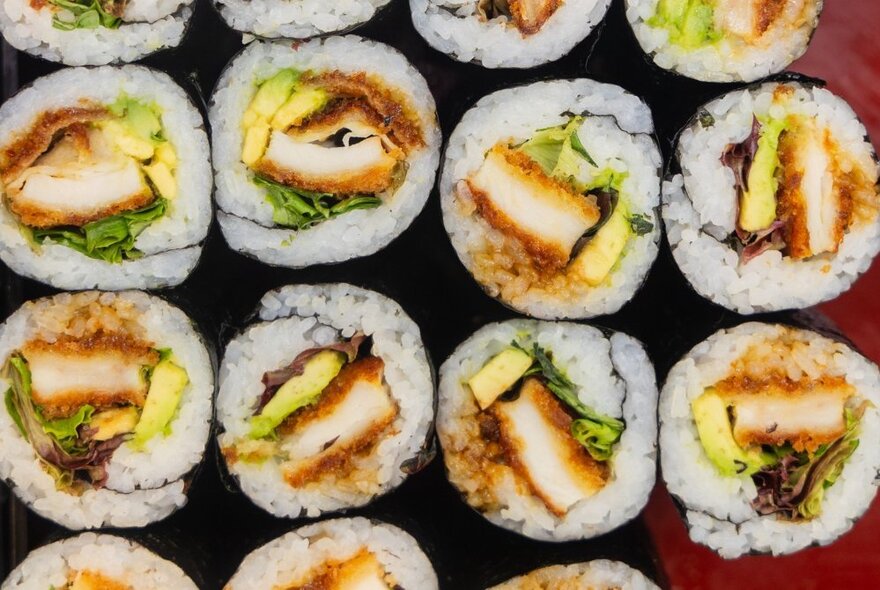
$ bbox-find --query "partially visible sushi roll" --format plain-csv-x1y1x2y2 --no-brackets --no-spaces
0,66,212,291
225,517,438,590
1,533,199,589
217,284,435,518
625,0,823,82
0,0,193,65
210,37,441,268
489,560,659,589
410,0,612,69
660,323,880,558
0,291,214,529
214,0,391,38
663,81,880,313
441,79,662,319
438,319,657,541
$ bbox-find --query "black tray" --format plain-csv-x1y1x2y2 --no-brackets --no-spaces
0,0,812,587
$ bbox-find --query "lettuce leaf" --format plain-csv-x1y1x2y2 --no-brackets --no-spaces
255,175,381,230
48,0,121,30
31,198,166,263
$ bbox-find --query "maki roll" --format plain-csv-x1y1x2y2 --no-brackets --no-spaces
625,0,823,82
438,319,657,541
1,533,198,589
0,0,193,65
224,517,438,590
210,37,441,268
441,80,661,319
663,81,880,313
660,323,880,557
217,284,435,518
0,291,214,529
0,66,212,291
409,0,612,69
214,0,391,38
489,560,659,589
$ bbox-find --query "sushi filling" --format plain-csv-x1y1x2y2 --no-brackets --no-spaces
281,548,399,590
0,97,178,263
57,570,131,590
2,300,189,494
222,333,401,493
717,87,875,264
240,68,424,231
647,0,815,51
453,342,623,516
455,116,654,299
475,0,563,35
691,330,869,520
27,0,181,31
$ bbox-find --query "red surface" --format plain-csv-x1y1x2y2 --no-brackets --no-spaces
644,2,880,587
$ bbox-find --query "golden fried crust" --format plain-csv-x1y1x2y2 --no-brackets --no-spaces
22,332,158,418
293,98,387,139
280,356,399,487
755,0,788,36
253,158,397,196
300,71,424,152
776,128,811,259
69,570,132,590
508,0,562,35
281,550,387,590
0,104,109,185
489,378,607,517
9,189,156,229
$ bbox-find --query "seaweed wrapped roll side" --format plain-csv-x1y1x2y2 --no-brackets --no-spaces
217,284,435,518
660,323,880,557
0,291,214,529
664,81,880,313
489,560,659,589
1,533,199,589
438,319,657,541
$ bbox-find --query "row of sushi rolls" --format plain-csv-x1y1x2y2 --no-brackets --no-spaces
0,0,878,588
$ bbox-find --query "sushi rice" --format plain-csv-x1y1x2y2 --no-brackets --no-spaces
216,283,435,518
0,291,214,529
0,0,193,65
660,322,880,558
1,533,199,590
489,560,659,589
210,36,441,268
441,79,662,319
664,81,880,313
214,0,391,38
0,66,212,291
438,319,658,541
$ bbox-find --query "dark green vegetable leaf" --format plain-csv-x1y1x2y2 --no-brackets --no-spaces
512,341,625,461
31,198,165,263
628,213,655,236
255,175,381,231
569,130,597,167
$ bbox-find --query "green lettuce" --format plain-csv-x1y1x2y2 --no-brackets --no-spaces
31,198,166,263
48,0,121,31
255,175,381,231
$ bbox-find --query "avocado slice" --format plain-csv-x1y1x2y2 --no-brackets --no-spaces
467,347,534,410
572,201,633,287
242,122,271,166
124,100,163,142
90,406,139,442
692,389,772,476
650,0,717,49
270,87,329,131
144,161,177,199
248,69,301,122
249,350,346,439
154,142,177,168
739,117,787,232
131,359,189,449
102,120,155,160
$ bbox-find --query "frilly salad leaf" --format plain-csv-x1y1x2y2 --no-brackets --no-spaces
255,175,381,231
48,0,121,31
513,341,625,461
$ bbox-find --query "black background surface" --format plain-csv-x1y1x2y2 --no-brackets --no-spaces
0,0,812,587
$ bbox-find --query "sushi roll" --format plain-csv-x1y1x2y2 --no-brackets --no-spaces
489,560,659,589
224,517,438,590
409,0,612,69
0,0,193,65
0,66,212,291
660,322,880,558
625,0,823,82
214,0,391,38
1,533,199,589
441,79,662,319
663,81,880,313
0,291,214,529
210,37,441,268
438,319,657,541
217,284,435,518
